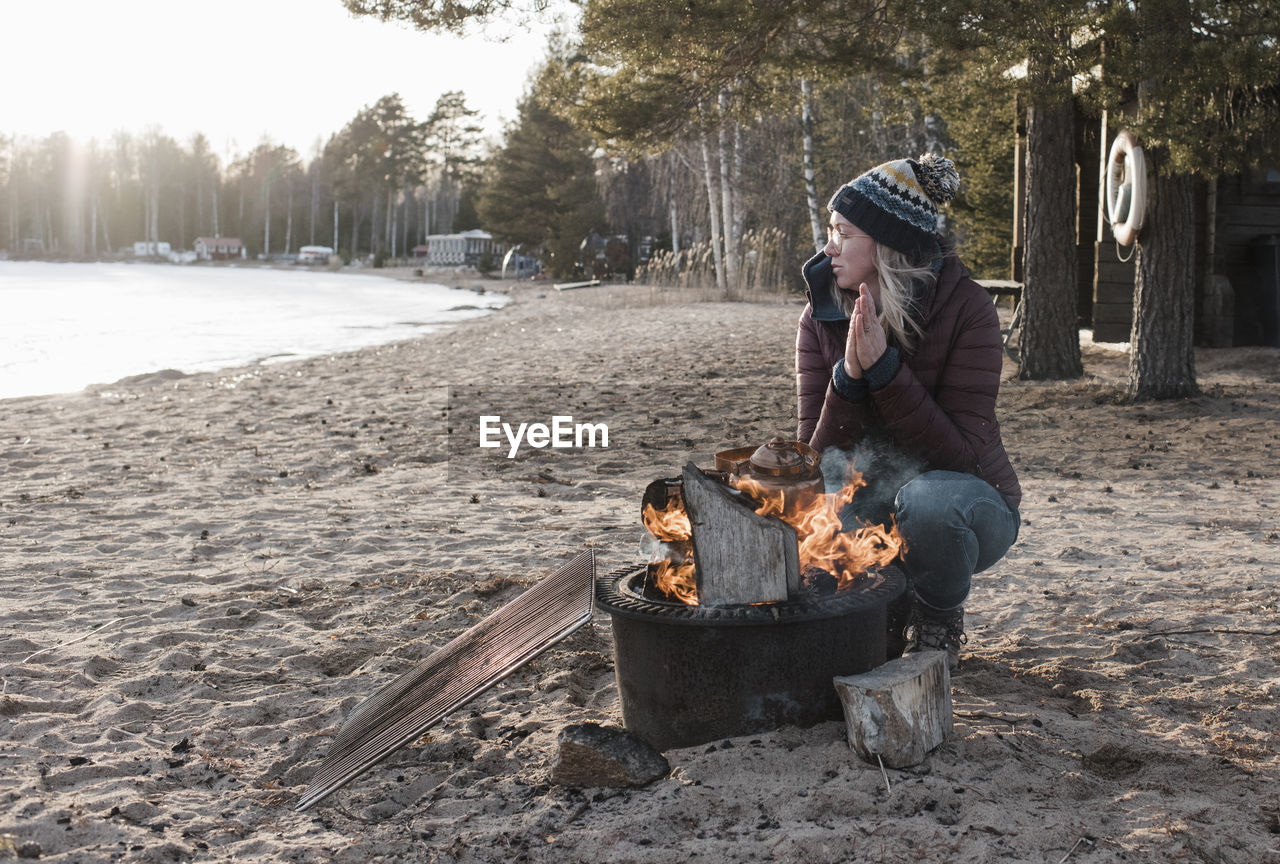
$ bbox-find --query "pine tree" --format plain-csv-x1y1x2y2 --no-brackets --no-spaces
478,59,604,278
425,91,484,235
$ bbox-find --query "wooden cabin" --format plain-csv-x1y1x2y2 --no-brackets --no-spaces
1011,104,1280,346
194,237,245,261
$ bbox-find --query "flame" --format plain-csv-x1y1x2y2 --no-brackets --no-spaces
731,466,903,591
648,557,698,605
642,498,691,542
639,463,904,605
642,499,698,603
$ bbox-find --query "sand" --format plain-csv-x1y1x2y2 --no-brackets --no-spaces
2,276,1278,863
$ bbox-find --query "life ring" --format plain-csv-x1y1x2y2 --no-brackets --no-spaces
1106,131,1146,247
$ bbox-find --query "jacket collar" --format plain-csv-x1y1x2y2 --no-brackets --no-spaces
801,251,847,322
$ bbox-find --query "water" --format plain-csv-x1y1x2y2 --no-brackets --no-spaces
0,261,507,400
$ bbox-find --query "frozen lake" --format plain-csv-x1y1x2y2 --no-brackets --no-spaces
0,261,506,400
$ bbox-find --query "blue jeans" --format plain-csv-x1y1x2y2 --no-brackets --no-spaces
889,470,1020,610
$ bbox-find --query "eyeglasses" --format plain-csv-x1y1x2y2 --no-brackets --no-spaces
826,225,872,254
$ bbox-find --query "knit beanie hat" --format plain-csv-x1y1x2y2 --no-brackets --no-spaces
827,154,959,263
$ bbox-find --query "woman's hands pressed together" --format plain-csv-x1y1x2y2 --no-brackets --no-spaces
843,283,886,378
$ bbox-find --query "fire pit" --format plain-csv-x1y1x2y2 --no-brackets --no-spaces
604,439,909,751
595,564,906,751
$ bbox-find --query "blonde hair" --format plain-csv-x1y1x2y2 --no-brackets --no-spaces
833,239,936,352
872,243,933,352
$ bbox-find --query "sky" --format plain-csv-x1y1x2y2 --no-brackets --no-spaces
3,0,572,162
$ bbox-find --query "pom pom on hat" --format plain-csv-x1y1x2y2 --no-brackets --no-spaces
826,153,960,261
913,153,959,205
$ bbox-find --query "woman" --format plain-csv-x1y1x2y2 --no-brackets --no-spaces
796,154,1021,670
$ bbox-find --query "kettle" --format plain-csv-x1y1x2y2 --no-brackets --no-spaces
715,438,824,520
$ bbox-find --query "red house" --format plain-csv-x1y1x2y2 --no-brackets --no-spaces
194,237,245,261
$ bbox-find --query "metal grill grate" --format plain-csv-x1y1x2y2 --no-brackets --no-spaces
296,548,595,811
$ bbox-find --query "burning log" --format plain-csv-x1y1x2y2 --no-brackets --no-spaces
680,462,800,605
833,651,953,769
639,439,905,606
640,477,697,603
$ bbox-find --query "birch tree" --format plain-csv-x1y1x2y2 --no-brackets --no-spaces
800,78,824,253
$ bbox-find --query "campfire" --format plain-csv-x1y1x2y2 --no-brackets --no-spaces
641,439,904,606
593,438,909,750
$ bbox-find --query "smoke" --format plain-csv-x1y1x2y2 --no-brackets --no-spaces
820,434,924,530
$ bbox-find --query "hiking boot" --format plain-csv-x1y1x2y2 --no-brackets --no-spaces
905,602,966,672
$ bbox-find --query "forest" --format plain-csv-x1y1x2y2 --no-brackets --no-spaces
3,0,1278,399
0,71,1009,283
0,91,488,269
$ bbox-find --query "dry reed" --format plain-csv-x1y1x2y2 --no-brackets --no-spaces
631,228,795,307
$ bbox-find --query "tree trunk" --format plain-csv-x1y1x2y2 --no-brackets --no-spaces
699,132,725,291
717,93,738,298
732,123,744,260
385,186,395,252
263,179,272,257
285,184,294,254
90,195,98,256
333,200,339,252
212,185,219,237
1128,158,1197,400
1018,59,1083,381
351,200,359,258
391,193,398,259
800,78,824,253
1127,0,1198,401
100,197,111,254
177,181,185,251
310,169,319,246
401,188,409,257
150,185,159,252
668,151,680,259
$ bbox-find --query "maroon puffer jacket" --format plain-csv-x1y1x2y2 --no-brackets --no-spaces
796,249,1021,509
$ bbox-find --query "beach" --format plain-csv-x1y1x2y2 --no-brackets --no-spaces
2,278,1278,863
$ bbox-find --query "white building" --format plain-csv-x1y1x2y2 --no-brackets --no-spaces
133,241,172,257
297,245,334,264
420,230,494,267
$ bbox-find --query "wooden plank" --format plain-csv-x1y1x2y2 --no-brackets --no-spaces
834,652,952,769
975,279,1023,291
1224,193,1280,208
1220,203,1280,229
681,462,798,606
1096,256,1137,279
1093,303,1134,324
1095,281,1136,306
1218,226,1280,247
